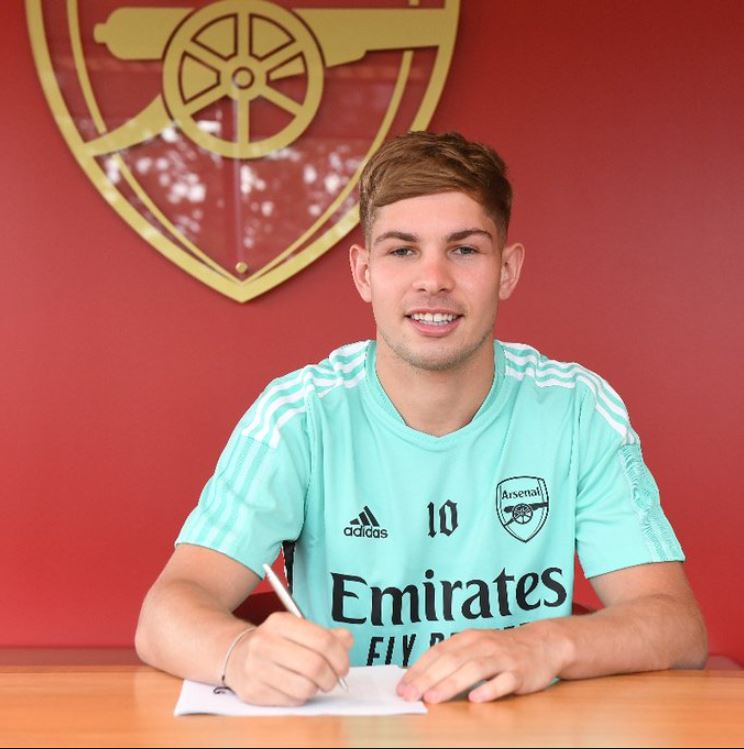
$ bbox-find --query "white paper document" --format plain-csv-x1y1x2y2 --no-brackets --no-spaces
174,665,427,717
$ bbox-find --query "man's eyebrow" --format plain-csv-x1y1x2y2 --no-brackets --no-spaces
372,228,493,246
372,230,418,246
447,228,493,242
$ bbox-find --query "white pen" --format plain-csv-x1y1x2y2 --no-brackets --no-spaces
262,563,349,690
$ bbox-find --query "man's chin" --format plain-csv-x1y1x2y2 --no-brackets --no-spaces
389,341,478,373
378,323,497,373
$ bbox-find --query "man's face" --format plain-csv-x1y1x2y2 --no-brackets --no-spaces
350,191,523,372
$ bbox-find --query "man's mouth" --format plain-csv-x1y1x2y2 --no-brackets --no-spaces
408,311,461,326
405,311,463,335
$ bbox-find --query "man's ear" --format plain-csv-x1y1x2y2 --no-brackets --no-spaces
498,242,525,301
349,243,372,303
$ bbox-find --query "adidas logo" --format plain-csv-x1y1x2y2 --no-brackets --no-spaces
344,505,389,539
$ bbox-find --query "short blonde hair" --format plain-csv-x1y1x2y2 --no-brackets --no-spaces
359,131,512,243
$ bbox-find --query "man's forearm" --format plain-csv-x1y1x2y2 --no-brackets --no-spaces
538,593,708,681
135,579,253,685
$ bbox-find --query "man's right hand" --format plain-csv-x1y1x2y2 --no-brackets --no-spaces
225,613,353,706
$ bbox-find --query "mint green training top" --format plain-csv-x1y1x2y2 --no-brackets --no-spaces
177,340,683,667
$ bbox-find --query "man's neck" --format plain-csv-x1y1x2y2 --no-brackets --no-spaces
374,340,496,437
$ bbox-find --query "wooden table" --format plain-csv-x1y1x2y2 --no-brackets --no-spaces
1,650,743,747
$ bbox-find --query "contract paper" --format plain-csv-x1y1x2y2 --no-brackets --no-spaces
174,664,427,717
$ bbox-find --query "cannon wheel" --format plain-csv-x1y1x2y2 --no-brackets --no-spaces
511,503,534,525
162,0,323,159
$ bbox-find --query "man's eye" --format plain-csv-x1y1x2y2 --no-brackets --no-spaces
391,247,413,256
454,245,477,255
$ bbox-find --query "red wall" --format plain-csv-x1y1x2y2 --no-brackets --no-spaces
2,1,743,662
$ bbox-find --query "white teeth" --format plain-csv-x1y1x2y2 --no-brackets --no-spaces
411,312,458,325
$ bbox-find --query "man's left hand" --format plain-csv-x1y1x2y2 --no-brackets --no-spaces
396,622,572,703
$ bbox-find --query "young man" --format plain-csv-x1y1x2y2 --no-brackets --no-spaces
135,132,707,706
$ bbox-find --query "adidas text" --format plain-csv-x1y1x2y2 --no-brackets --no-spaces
344,526,388,539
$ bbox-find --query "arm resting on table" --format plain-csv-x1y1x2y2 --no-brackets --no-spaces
135,544,352,705
398,561,707,703
551,561,708,679
135,544,261,686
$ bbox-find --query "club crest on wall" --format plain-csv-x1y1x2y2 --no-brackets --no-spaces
27,0,459,301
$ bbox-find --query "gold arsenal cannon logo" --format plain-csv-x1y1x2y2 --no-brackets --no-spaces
27,1,459,301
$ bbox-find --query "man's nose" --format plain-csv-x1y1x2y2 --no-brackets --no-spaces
414,254,454,294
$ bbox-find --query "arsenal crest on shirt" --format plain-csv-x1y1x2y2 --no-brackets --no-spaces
496,476,550,543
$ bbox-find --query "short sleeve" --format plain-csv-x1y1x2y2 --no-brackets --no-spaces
574,377,684,579
176,380,311,577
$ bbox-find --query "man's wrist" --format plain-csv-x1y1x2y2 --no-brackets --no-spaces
525,617,577,676
219,624,256,690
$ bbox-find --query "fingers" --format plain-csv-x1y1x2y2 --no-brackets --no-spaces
230,615,352,705
260,614,352,684
469,671,519,703
237,664,316,706
331,627,354,649
397,635,472,701
397,630,530,704
400,651,495,703
401,654,521,704
239,659,333,706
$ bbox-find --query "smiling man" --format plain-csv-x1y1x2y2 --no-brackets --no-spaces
135,132,707,706
350,188,520,438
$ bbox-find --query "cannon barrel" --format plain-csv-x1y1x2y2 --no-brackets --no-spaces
93,8,190,60
296,8,457,67
93,4,457,67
